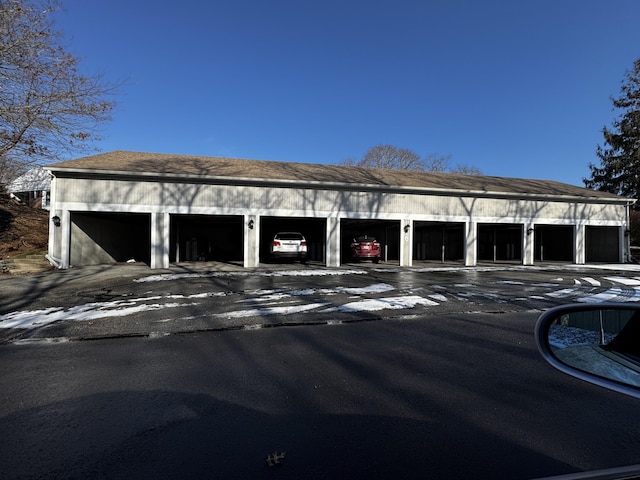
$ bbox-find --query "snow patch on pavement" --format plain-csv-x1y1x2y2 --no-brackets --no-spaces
546,288,579,298
0,283,399,330
321,296,438,313
216,303,331,318
428,293,448,302
0,300,198,329
604,277,640,286
578,287,640,303
134,269,367,283
238,283,396,303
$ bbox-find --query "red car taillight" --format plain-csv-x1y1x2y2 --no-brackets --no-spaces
300,241,307,247
273,241,281,247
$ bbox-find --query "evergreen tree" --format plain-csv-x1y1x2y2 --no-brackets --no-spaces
584,58,640,203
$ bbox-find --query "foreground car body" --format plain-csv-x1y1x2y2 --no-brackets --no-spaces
534,304,640,480
535,303,640,399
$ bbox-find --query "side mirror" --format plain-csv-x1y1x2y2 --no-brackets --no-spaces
535,303,640,399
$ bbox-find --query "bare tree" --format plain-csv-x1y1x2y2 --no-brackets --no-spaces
0,0,117,184
451,164,483,175
422,152,452,172
341,144,482,174
357,144,424,170
339,157,358,167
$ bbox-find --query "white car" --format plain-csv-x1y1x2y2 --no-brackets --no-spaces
270,232,308,262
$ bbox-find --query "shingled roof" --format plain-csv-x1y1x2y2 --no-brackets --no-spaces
47,150,630,202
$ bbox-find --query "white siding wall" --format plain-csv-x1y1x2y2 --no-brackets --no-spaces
53,178,626,224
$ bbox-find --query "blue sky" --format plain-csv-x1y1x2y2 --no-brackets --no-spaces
55,0,640,186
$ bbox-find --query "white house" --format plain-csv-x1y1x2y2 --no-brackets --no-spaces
7,166,51,209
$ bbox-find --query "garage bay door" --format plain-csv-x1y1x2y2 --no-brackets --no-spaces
70,212,151,266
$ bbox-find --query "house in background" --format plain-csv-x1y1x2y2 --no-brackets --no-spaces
7,166,52,209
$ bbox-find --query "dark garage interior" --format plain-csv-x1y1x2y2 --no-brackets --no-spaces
71,212,151,266
477,224,523,262
586,226,620,262
413,222,464,262
534,225,574,262
170,214,243,263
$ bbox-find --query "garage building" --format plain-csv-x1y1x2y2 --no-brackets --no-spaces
45,151,634,269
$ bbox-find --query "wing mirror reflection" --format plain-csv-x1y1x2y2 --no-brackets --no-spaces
535,304,640,399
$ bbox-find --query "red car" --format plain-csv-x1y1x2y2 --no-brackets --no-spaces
350,235,381,263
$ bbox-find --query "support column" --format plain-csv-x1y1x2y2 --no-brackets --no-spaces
464,221,477,267
523,223,534,265
150,212,170,269
400,219,412,267
620,225,629,263
326,217,340,267
47,176,61,268
244,214,259,268
574,224,586,264
60,209,71,269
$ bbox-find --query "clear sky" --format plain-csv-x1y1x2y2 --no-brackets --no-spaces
54,0,640,186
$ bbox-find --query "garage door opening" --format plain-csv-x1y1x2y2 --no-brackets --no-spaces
71,212,150,266
341,219,400,265
260,217,326,263
534,225,573,262
586,226,620,262
478,224,523,262
413,222,464,263
170,215,243,263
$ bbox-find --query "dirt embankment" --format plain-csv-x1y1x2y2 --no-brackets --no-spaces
0,195,49,259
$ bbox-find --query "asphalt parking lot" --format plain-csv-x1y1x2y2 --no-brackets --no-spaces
3,260,640,345
3,261,640,479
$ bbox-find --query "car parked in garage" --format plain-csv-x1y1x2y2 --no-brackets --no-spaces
350,234,381,263
270,232,308,262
